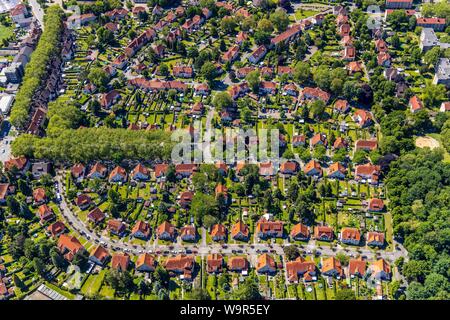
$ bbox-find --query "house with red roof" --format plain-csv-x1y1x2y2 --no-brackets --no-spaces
355,163,381,184
107,219,127,237
136,253,156,272
231,221,249,242
286,257,317,283
368,198,385,212
367,232,385,248
109,166,127,183
314,225,334,241
303,160,322,177
340,227,361,246
328,162,347,180
248,45,267,64
157,221,176,241
131,163,150,181
38,204,55,224
409,95,424,113
47,221,67,238
256,218,283,239
321,257,344,278
88,162,107,179
256,254,277,274
87,207,105,225
165,255,195,281
111,253,130,271
210,224,227,242
290,223,310,241
207,254,224,274
58,234,85,262
33,188,46,205
227,256,249,274
348,258,367,278
131,220,151,239
180,225,196,242
89,245,110,266
100,90,121,109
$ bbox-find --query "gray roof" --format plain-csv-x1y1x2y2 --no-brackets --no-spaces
435,58,450,81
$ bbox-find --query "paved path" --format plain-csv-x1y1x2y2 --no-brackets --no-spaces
29,0,44,28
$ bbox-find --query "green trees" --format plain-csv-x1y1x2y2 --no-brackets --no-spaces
10,6,64,129
335,289,356,300
200,62,217,84
270,9,290,32
11,128,172,163
88,67,109,88
246,70,261,93
386,149,450,299
212,91,233,112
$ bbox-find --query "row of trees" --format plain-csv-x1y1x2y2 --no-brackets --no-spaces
10,6,64,129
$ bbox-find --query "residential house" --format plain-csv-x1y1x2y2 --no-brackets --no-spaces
131,163,150,181
207,254,223,273
368,259,391,281
210,224,227,242
173,65,193,78
355,140,378,152
292,134,306,147
321,257,344,278
433,58,450,87
300,87,331,103
157,221,176,241
286,257,317,283
280,161,299,175
221,45,239,63
179,191,194,208
107,219,126,237
270,24,302,47
75,194,92,210
180,225,196,242
409,95,424,113
256,219,283,239
87,207,105,225
417,17,446,32
100,90,121,109
248,45,267,64
88,162,108,179
57,234,85,262
131,221,151,239
47,221,67,238
136,253,156,272
231,221,249,242
440,102,450,112
33,188,46,205
328,162,346,179
355,163,381,184
340,227,361,246
4,157,29,175
348,258,367,278
111,253,130,271
368,198,385,212
385,0,412,9
256,254,277,274
227,256,249,274
164,255,194,281
89,245,110,266
290,223,310,241
71,163,86,180
334,99,350,113
367,232,385,248
314,225,334,241
0,183,13,205
303,160,322,177
38,204,55,224
353,109,373,127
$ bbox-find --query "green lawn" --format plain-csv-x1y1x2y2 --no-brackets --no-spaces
0,24,14,42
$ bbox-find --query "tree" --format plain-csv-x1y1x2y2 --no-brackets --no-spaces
200,62,217,84
283,245,300,261
335,288,356,300
257,19,273,33
310,100,326,121
293,62,311,85
212,92,233,112
186,288,211,300
220,16,237,34
159,63,169,77
246,70,261,93
270,9,290,32
233,276,262,300
423,47,441,67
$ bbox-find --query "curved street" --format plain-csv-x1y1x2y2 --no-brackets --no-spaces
54,174,408,272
